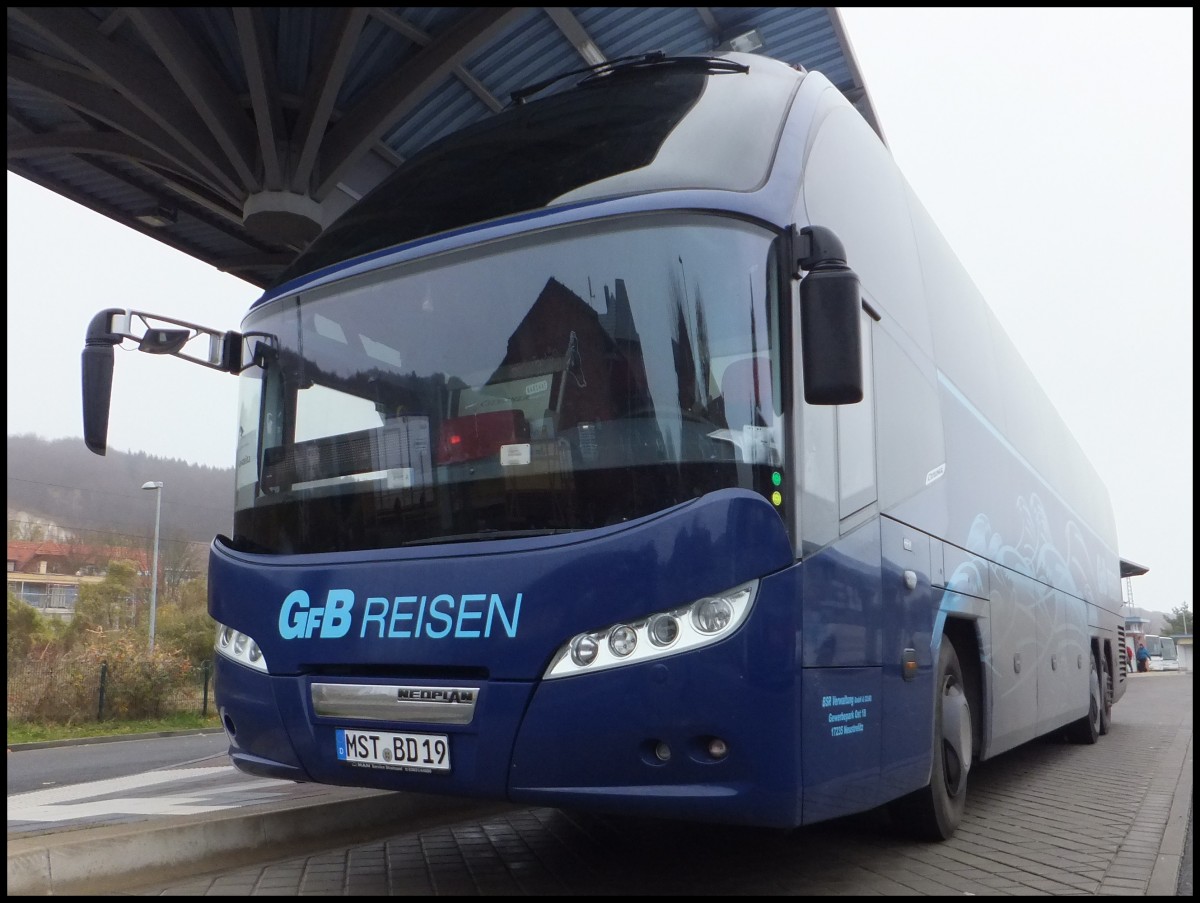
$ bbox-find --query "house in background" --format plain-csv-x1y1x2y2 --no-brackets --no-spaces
6,539,149,620
1124,613,1151,650
1121,612,1150,675
1172,634,1193,673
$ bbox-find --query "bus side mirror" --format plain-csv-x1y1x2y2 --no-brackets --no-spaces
80,307,259,456
81,309,124,455
795,226,863,405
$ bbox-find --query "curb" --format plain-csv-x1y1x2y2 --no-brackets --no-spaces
7,787,514,895
1147,727,1194,895
8,727,226,752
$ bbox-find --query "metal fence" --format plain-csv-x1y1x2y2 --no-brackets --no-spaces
6,657,212,724
9,580,79,612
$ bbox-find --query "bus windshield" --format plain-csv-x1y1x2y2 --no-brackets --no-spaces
231,213,785,554
1143,635,1177,660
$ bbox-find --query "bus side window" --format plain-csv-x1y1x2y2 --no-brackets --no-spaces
837,309,876,521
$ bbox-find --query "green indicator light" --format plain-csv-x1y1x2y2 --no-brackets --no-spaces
771,491,783,506
772,471,782,487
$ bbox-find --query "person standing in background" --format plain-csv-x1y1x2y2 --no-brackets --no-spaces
1137,642,1151,673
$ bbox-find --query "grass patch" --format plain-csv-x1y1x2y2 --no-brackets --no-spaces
8,712,222,746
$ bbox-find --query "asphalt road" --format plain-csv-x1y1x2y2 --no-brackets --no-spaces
6,731,228,796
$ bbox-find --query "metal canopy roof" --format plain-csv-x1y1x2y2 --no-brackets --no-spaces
7,7,880,290
1120,559,1150,579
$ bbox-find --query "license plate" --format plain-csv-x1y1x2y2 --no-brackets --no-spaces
335,728,451,773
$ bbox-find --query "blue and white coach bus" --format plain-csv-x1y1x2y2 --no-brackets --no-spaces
82,52,1130,840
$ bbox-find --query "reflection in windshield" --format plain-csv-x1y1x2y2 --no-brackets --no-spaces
233,214,784,554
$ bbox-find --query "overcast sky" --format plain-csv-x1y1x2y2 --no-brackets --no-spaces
6,8,1193,614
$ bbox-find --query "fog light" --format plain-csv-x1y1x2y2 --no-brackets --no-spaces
655,741,671,762
707,737,729,759
571,634,599,666
609,625,637,657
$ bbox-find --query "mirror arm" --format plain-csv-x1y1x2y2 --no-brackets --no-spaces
81,308,250,456
793,225,849,276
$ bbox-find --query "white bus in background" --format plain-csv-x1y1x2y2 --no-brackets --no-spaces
1141,635,1180,672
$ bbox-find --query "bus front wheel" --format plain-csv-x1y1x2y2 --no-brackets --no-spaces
889,638,972,840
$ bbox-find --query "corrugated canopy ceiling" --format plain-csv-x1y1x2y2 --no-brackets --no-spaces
7,7,880,289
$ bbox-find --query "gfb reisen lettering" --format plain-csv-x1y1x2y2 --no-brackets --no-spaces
278,588,522,640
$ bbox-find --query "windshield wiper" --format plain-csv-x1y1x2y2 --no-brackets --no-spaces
510,52,749,106
405,528,579,546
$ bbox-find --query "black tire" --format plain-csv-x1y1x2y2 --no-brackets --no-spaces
1098,653,1112,736
889,639,973,840
1066,651,1102,744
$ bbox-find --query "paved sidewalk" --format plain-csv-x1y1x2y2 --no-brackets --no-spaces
7,672,1191,896
7,754,515,895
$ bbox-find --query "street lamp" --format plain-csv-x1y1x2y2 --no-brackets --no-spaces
141,480,163,651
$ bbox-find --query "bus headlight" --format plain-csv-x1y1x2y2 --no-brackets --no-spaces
692,598,734,634
571,634,600,666
214,622,270,673
648,614,680,647
544,581,758,679
609,625,638,656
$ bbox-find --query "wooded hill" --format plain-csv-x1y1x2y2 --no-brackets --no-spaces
7,433,234,548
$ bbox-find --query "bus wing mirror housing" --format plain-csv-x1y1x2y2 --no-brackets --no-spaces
80,308,258,456
82,309,124,455
795,225,864,405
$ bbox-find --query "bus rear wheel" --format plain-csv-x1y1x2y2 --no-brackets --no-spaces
1099,653,1112,736
889,639,972,840
1066,651,1103,744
